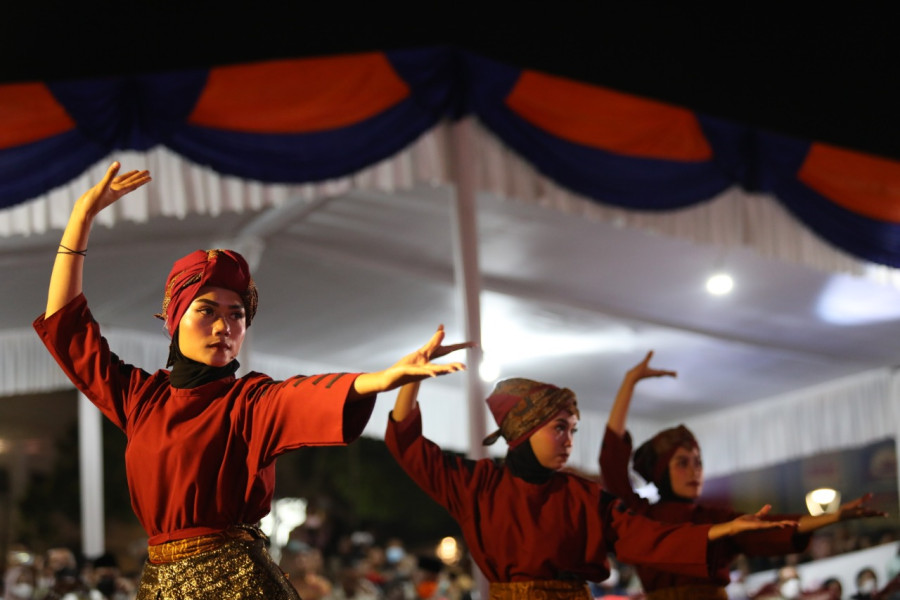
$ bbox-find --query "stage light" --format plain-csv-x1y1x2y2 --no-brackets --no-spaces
479,354,501,383
706,272,734,296
436,536,461,565
805,487,841,516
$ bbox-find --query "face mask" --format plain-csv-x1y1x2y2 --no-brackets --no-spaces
859,578,877,594
780,578,801,599
97,576,118,597
11,582,35,598
386,546,405,564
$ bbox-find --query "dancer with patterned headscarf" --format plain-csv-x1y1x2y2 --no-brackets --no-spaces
600,351,886,600
386,356,800,600
34,162,468,600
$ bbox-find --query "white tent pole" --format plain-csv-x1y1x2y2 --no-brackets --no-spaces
449,117,486,460
78,392,105,558
449,117,490,600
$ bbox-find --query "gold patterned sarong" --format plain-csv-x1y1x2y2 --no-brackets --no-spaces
148,527,257,564
646,584,728,600
137,533,299,600
489,580,591,599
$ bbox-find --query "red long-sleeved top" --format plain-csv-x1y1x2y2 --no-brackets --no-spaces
34,294,375,545
386,406,727,585
599,426,809,592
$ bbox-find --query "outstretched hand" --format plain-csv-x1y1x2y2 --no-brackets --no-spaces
607,350,678,436
350,326,475,398
76,161,151,219
383,325,474,383
708,505,797,540
625,350,677,383
838,493,887,522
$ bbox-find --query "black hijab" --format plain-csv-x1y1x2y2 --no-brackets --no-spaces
505,438,556,484
167,330,240,389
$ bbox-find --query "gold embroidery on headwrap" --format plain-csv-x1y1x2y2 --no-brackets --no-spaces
241,278,258,327
155,272,202,324
154,249,257,328
484,378,578,446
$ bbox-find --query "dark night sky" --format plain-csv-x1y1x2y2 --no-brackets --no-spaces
2,3,897,159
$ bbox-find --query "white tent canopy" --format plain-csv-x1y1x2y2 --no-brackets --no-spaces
2,118,899,468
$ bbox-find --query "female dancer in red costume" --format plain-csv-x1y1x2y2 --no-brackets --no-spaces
34,162,467,600
600,351,886,600
386,340,799,600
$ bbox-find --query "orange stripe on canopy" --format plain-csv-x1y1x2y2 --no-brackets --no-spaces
506,71,712,162
799,142,900,224
188,53,410,133
0,83,75,149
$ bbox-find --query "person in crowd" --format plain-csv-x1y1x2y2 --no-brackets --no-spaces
851,567,879,599
34,548,79,600
283,543,333,600
821,577,843,600
325,561,381,600
752,565,806,599
84,553,135,600
724,555,753,600
873,572,900,600
3,563,38,600
386,338,798,600
43,567,92,600
600,351,888,600
33,161,467,600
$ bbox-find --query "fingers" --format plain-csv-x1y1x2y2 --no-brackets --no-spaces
421,325,477,360
635,350,677,379
754,504,773,517
113,169,152,192
431,341,477,359
420,325,446,355
650,368,677,378
97,161,122,191
398,363,467,386
422,361,467,377
763,520,796,529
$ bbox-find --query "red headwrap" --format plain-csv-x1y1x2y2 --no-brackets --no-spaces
632,424,699,485
482,378,579,449
155,249,258,336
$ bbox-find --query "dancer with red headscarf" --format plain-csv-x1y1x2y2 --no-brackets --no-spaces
600,351,886,600
34,162,468,600
386,363,800,600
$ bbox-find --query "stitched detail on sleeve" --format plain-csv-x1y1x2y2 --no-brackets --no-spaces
325,373,348,388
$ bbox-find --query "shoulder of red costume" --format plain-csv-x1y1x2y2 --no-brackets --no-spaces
559,468,601,486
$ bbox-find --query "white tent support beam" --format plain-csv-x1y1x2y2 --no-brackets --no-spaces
450,118,487,460
449,116,490,600
234,195,335,241
78,392,105,559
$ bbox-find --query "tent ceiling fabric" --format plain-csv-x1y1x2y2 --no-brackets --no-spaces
2,126,899,442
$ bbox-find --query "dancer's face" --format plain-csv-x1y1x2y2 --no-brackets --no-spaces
178,286,246,366
668,446,703,499
529,409,577,470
